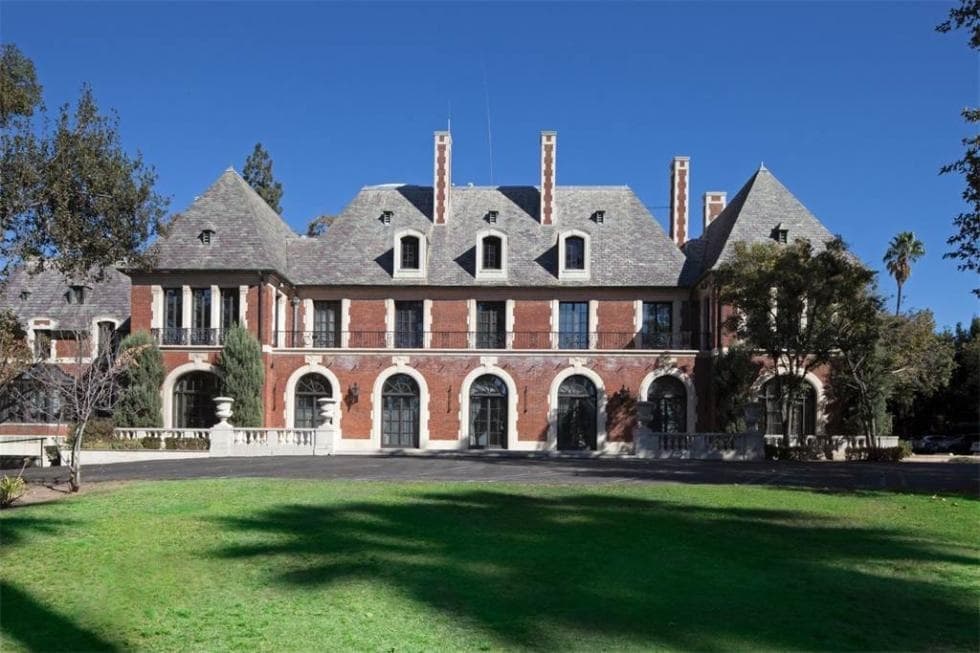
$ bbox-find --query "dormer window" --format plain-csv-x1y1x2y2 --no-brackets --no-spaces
565,236,586,270
594,210,605,224
400,235,420,270
199,229,215,245
771,227,788,244
475,230,508,280
558,231,591,280
482,236,502,270
381,210,393,225
65,285,87,305
486,210,498,224
19,291,30,301
393,229,426,279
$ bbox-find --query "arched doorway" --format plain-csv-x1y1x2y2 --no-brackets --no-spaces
761,377,817,436
557,375,598,451
469,374,508,449
648,376,687,433
382,374,420,448
294,373,333,429
173,371,220,428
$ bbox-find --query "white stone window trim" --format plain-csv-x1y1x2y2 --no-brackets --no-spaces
546,365,607,452
475,228,508,280
370,363,430,450
27,317,58,362
282,362,343,432
557,229,591,281
550,299,594,350
393,228,427,279
751,368,827,435
457,363,520,450
89,316,121,359
638,367,698,435
161,360,219,429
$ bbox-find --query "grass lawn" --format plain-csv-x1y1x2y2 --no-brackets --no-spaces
1,481,978,652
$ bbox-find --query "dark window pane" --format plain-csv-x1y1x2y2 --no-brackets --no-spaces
558,301,589,349
395,301,423,348
476,302,505,349
313,301,341,347
482,236,502,270
220,289,240,332
641,302,673,348
401,236,420,270
565,236,586,270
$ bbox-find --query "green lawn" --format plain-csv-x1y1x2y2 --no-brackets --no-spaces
1,481,978,652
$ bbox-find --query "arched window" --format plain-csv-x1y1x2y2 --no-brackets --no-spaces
382,374,420,448
648,376,687,433
481,236,502,271
294,373,333,429
469,374,507,449
173,371,220,429
564,236,586,270
557,375,598,451
400,235,420,270
761,377,816,436
97,320,116,356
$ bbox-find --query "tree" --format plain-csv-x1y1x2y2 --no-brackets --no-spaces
0,309,31,395
716,237,877,446
215,325,264,427
711,345,763,433
883,231,925,314
0,43,42,127
306,214,334,237
242,143,283,214
113,331,164,428
937,2,980,296
27,330,146,491
0,44,168,286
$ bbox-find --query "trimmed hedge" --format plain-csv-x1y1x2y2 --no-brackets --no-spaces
164,438,209,451
845,446,911,462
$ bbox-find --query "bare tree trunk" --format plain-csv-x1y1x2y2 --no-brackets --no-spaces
68,420,86,492
895,282,903,316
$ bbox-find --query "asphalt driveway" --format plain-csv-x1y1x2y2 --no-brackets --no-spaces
21,454,980,495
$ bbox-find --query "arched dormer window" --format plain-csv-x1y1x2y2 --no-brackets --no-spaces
393,229,426,279
199,229,215,245
558,230,590,280
475,229,508,280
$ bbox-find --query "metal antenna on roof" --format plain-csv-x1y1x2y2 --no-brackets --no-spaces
482,56,495,186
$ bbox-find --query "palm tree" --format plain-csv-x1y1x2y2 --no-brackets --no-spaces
883,231,926,315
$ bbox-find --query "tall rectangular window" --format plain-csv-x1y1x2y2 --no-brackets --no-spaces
313,300,341,348
97,321,115,356
33,331,51,359
220,288,240,334
641,302,673,348
394,301,423,348
164,288,183,345
476,301,506,349
558,301,589,349
191,288,211,345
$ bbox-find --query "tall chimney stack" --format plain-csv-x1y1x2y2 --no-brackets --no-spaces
669,156,689,246
703,191,727,230
433,131,452,225
540,131,557,225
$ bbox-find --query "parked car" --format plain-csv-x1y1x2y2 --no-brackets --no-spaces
912,435,948,454
970,441,980,455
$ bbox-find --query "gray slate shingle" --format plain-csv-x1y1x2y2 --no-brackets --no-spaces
0,264,131,330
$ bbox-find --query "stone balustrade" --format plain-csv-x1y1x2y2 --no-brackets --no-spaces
635,432,765,461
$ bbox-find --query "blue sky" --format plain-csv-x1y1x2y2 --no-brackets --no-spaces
4,1,978,328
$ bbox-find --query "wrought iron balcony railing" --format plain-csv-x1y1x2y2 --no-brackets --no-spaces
152,328,225,346
272,330,697,351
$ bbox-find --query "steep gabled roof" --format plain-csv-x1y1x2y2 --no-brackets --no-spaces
291,185,686,287
150,168,299,275
690,166,836,280
0,264,130,330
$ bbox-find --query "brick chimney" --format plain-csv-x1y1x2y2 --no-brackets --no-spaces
703,191,727,230
540,131,557,225
433,131,452,225
669,156,689,246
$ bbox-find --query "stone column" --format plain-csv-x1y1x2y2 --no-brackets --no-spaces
314,397,338,456
210,397,235,457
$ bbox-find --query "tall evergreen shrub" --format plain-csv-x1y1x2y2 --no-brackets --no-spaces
114,331,164,427
216,326,264,427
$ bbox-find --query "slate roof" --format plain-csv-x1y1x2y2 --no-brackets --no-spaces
301,185,686,287
0,263,131,330
686,166,837,281
150,168,299,274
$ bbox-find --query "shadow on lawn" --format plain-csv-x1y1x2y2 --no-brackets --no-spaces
0,581,119,652
0,515,76,548
207,489,977,651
